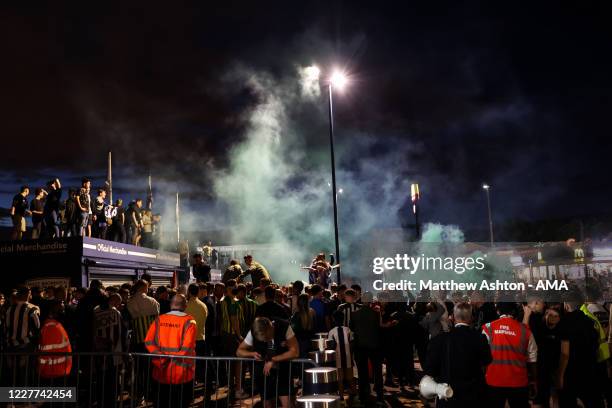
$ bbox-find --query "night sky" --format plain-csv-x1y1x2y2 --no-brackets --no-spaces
1,1,612,238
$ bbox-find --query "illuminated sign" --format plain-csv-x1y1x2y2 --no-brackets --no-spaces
82,237,180,266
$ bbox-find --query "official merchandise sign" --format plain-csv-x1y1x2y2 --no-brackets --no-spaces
0,241,71,256
82,237,180,267
25,277,70,289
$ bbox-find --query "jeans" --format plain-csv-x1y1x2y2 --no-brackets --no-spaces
93,222,107,240
79,212,89,236
111,223,126,243
31,219,43,239
45,210,60,238
65,222,78,237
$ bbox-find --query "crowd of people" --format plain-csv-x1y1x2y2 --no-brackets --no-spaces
9,178,161,247
1,255,611,407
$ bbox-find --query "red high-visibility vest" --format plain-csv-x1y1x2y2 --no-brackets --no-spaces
482,316,530,387
145,311,196,384
38,319,72,378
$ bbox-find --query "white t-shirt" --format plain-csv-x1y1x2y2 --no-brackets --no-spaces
244,325,295,346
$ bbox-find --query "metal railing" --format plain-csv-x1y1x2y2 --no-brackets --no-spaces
0,351,319,407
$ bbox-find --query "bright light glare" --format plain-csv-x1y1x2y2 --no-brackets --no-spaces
304,65,320,81
330,71,348,89
482,183,490,190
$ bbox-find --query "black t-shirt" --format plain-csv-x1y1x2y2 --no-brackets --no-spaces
256,301,290,322
473,303,498,328
202,296,217,337
44,188,62,213
350,306,382,349
12,194,28,216
126,206,141,227
557,310,599,381
159,298,171,315
112,206,125,225
30,198,44,223
327,297,341,315
64,198,77,222
193,263,211,282
538,325,561,373
528,312,546,345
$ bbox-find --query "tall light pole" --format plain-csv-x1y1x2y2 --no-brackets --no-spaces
411,183,420,239
107,151,113,204
176,192,181,245
327,70,348,284
482,183,494,246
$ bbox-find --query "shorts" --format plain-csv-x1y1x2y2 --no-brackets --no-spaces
79,212,89,229
255,361,292,399
12,215,26,232
219,333,240,357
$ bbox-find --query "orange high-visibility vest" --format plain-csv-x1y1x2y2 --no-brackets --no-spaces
38,319,72,378
482,316,530,387
145,311,196,384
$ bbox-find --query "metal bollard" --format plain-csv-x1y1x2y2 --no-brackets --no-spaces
303,367,338,396
308,350,336,366
296,394,342,408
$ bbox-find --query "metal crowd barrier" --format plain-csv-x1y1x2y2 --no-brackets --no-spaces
0,351,319,407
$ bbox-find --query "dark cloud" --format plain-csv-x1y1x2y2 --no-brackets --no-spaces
1,0,612,237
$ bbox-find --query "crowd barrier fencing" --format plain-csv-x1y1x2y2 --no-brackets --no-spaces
0,351,319,408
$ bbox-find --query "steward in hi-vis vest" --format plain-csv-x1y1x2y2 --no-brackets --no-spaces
145,294,196,408
482,302,537,408
38,302,72,380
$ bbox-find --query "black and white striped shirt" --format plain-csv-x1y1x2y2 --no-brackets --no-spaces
337,302,361,327
328,326,353,368
93,305,122,353
5,302,40,347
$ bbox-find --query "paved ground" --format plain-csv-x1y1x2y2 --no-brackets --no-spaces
194,386,429,407
194,363,433,407
380,383,428,408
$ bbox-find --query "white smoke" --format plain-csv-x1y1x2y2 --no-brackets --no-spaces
211,64,417,282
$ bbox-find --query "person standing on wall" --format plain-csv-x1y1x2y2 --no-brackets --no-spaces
76,178,91,237
10,185,31,240
29,187,46,239
239,255,270,287
43,178,62,238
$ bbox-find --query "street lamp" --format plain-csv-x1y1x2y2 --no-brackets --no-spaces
306,65,348,284
330,71,348,90
326,68,348,284
482,183,494,246
411,183,420,239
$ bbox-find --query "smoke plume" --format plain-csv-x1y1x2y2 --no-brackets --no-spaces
210,64,416,283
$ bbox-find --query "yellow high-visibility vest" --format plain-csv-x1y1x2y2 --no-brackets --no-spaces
580,304,610,363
